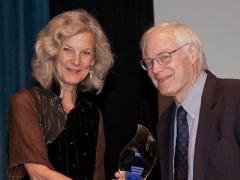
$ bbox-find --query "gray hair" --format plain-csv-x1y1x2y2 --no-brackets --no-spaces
140,22,207,70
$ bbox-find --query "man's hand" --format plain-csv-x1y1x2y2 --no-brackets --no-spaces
114,171,125,180
114,171,144,180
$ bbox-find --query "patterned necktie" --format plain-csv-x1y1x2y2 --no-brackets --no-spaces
174,106,189,180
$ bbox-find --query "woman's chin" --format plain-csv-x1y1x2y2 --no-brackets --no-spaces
61,80,82,87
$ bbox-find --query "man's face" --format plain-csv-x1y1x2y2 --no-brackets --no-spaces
144,30,196,102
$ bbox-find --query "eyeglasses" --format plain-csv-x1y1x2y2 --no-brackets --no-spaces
140,43,189,70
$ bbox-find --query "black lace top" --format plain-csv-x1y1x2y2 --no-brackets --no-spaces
47,96,100,179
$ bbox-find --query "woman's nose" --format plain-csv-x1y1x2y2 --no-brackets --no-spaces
72,55,81,65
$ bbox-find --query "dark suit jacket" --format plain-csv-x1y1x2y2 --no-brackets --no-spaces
157,71,240,180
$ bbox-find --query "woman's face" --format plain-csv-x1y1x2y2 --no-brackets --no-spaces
55,31,95,88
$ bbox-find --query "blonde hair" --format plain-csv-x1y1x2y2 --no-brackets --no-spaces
32,9,114,93
140,22,207,70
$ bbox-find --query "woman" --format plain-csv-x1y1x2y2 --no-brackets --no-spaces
8,9,114,180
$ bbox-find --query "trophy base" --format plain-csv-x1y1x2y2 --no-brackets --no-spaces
125,171,142,180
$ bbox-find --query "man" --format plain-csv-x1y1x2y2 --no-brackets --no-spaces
138,22,240,180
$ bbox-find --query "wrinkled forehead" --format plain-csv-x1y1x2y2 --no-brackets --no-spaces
144,29,178,56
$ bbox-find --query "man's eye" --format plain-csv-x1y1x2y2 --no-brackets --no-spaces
145,60,153,66
141,60,152,68
161,55,169,59
158,54,170,61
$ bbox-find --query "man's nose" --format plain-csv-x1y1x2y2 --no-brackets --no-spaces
151,59,164,73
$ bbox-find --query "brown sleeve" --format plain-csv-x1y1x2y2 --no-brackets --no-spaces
7,90,53,179
93,111,106,180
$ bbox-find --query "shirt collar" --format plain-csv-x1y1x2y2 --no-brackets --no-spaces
176,71,207,119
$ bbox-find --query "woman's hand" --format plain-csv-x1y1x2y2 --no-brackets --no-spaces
24,163,72,180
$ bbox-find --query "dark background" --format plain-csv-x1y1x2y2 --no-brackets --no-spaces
51,1,160,179
1,0,160,179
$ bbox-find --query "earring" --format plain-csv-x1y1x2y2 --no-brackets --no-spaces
89,67,94,80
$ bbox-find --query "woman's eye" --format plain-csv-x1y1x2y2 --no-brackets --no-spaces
63,47,73,53
81,50,91,56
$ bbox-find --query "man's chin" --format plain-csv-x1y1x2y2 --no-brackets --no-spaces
158,88,172,97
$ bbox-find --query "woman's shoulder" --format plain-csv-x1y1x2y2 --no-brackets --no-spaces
9,86,46,107
10,89,32,104
8,88,38,115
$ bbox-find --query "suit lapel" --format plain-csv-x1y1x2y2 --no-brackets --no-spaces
194,71,219,180
158,103,176,180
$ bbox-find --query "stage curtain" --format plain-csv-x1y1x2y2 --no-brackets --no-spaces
0,1,49,178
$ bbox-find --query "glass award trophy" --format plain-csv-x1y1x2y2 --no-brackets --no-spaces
118,124,157,180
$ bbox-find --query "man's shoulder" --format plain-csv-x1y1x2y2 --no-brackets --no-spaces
203,74,240,106
215,77,240,95
206,71,240,88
